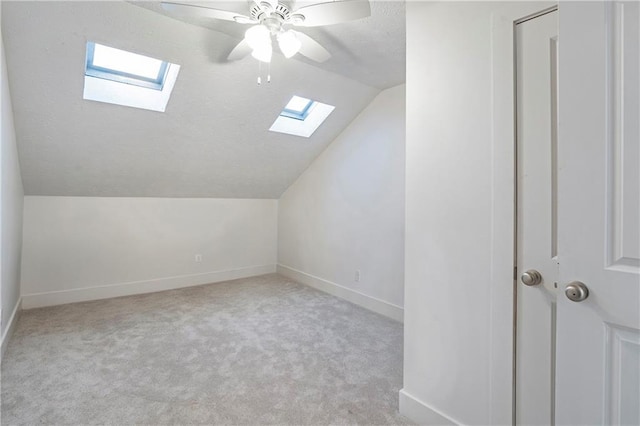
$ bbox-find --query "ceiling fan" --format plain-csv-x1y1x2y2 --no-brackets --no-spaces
160,0,371,64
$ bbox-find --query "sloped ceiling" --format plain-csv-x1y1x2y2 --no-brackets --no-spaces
1,0,405,198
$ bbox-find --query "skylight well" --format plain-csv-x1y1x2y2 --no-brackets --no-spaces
83,42,180,112
270,96,334,138
280,96,315,120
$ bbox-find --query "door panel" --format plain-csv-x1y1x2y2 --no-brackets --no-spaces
515,10,559,425
556,2,640,424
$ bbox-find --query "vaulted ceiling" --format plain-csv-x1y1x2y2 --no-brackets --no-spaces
1,1,405,198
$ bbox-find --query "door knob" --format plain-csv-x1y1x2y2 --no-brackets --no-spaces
565,281,589,302
521,269,542,286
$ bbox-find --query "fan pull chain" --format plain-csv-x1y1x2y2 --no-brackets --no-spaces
256,61,272,85
257,61,262,85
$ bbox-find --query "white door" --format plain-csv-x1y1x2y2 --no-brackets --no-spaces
516,9,559,425
556,2,640,425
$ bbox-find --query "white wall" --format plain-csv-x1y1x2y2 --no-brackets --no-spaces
277,85,405,322
21,197,277,308
402,2,520,424
1,33,25,354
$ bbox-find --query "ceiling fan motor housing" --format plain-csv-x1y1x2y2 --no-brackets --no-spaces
250,1,305,27
251,2,284,21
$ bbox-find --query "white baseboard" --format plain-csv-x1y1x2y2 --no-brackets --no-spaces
277,264,403,323
1,297,22,361
21,264,277,309
399,389,461,425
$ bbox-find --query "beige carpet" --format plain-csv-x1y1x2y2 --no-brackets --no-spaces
1,274,411,425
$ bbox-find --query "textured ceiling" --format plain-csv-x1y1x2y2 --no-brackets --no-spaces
1,1,405,198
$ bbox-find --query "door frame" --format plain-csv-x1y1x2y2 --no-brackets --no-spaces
489,2,557,424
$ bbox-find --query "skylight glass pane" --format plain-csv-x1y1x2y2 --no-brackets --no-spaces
270,99,334,138
83,43,181,112
284,96,312,114
92,43,163,80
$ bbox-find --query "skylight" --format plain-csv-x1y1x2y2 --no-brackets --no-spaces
270,96,334,138
280,96,315,120
83,42,180,112
86,42,169,90
92,45,162,77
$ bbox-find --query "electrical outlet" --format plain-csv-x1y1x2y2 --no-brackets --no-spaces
355,270,361,282
195,254,202,263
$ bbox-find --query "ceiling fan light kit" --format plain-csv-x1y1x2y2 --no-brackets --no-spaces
277,30,301,59
161,0,371,68
250,43,273,63
244,21,301,63
245,24,270,49
245,24,273,63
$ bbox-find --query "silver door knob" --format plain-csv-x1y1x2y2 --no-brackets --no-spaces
521,269,542,286
565,281,589,302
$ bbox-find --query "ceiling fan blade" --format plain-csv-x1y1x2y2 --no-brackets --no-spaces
161,2,255,23
291,1,371,27
293,31,331,63
227,39,252,61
